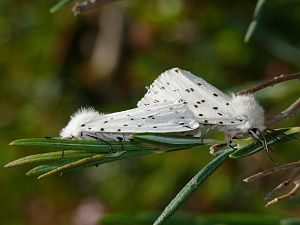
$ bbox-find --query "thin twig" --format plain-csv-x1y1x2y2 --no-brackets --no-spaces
243,160,300,183
265,178,300,207
266,97,300,126
264,169,300,200
238,72,300,95
72,0,123,15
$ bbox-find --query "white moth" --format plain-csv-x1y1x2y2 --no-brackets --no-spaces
60,102,200,142
138,68,265,146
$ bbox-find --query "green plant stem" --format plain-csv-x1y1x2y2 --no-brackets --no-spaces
244,0,268,43
153,148,235,225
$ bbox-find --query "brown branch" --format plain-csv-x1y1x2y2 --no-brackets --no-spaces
238,72,300,95
265,178,300,207
263,169,300,200
266,97,300,126
72,0,123,15
238,72,300,125
243,160,300,183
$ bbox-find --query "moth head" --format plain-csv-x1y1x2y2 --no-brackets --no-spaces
231,94,265,134
60,107,100,139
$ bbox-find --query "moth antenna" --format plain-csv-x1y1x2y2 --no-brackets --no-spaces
249,130,276,163
265,129,281,142
266,128,300,141
259,132,276,163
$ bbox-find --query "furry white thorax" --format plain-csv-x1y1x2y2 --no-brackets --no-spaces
218,94,265,137
60,107,100,139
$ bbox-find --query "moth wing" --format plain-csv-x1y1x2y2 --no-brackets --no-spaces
138,68,242,121
84,103,199,134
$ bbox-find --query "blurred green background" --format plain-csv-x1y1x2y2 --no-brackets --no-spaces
1,0,300,224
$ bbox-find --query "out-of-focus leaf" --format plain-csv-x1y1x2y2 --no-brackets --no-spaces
244,0,268,43
100,212,198,225
153,148,235,225
280,218,300,225
197,212,282,225
100,212,282,225
230,127,300,159
50,0,72,13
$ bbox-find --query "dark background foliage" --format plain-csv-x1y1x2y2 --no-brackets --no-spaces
1,0,300,224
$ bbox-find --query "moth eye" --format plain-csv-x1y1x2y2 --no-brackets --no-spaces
81,124,85,127
251,128,259,134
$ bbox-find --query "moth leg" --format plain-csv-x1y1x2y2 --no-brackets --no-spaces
201,125,216,144
225,134,237,150
116,135,125,151
61,149,65,159
83,132,113,152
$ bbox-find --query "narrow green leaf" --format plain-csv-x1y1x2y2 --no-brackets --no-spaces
26,164,63,176
50,0,72,13
230,127,300,159
9,138,143,153
4,150,97,167
244,0,268,43
38,150,155,179
153,148,235,225
133,133,225,148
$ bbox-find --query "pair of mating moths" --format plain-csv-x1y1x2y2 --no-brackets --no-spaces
60,68,265,145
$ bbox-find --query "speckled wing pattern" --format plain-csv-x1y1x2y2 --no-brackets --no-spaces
80,102,200,141
138,68,246,127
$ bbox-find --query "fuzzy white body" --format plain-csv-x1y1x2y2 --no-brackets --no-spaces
60,103,200,141
138,68,265,139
